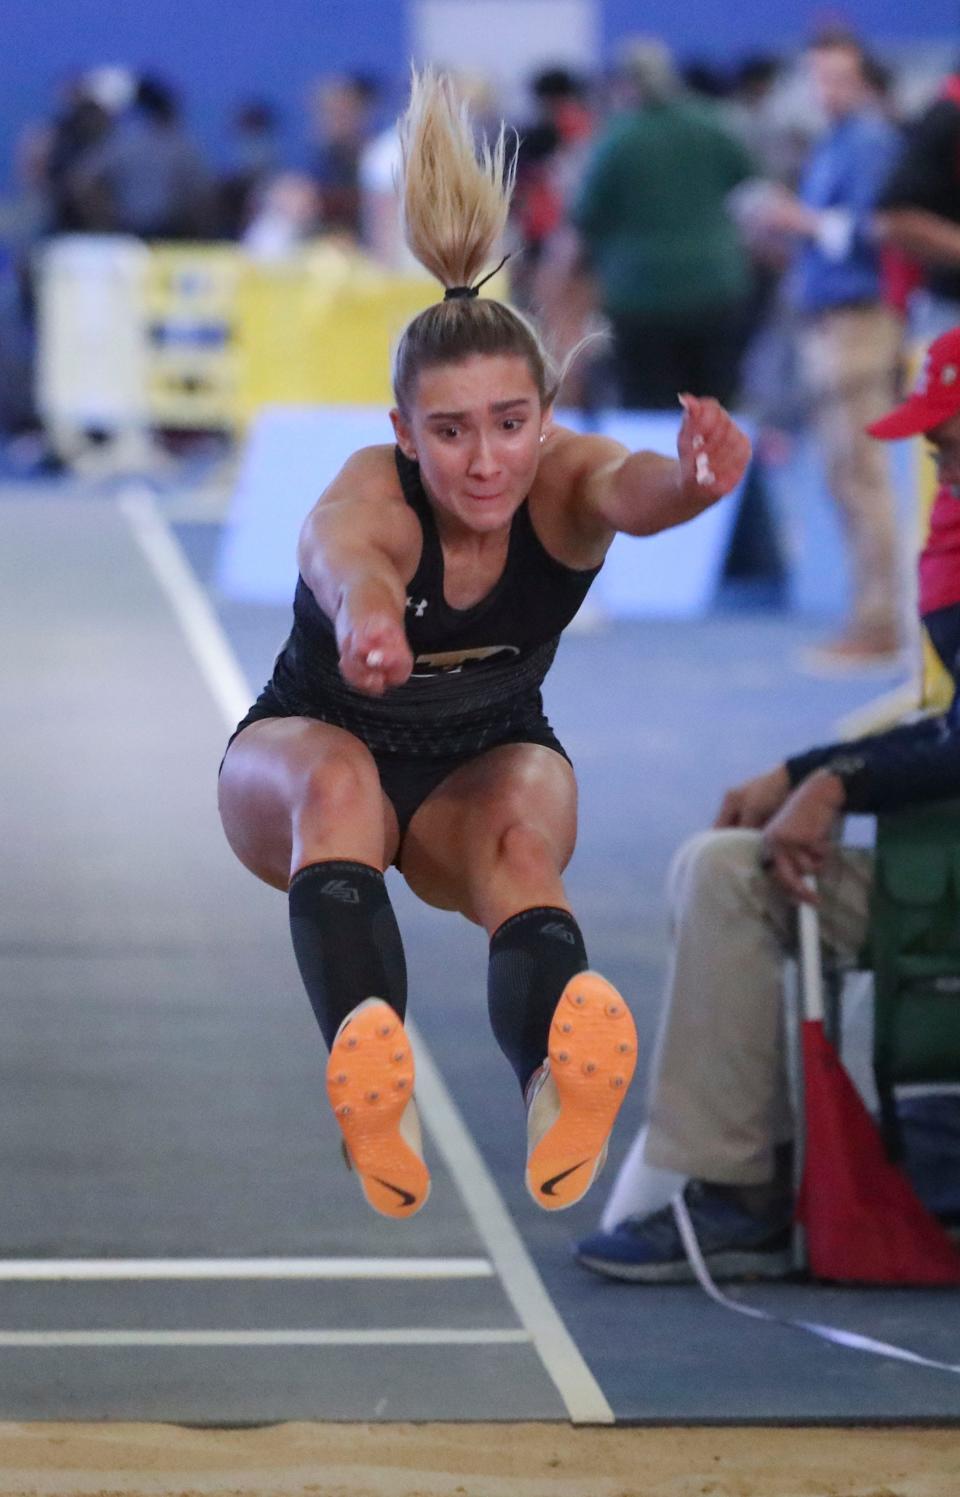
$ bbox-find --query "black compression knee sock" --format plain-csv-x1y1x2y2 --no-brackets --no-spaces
288,860,407,1050
487,907,588,1096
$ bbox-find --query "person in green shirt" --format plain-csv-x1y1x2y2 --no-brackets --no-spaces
572,40,754,408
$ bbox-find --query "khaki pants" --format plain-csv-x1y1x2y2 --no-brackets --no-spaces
798,304,903,638
643,829,874,1185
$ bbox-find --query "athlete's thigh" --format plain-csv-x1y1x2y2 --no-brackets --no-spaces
218,717,400,891
400,742,578,918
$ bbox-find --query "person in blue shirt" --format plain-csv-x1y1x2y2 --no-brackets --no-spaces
750,31,905,672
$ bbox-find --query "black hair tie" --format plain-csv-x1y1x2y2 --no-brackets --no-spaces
442,253,511,302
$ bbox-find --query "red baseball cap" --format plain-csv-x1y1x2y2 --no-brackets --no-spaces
867,327,960,439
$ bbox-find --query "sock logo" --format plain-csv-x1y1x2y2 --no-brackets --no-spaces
320,879,360,904
540,921,576,944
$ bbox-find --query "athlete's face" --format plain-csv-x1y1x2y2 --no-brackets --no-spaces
391,354,549,535
927,411,960,493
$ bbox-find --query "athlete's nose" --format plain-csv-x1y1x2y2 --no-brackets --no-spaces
466,432,501,479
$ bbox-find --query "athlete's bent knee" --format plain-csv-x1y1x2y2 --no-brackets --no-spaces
295,750,381,829
495,821,559,880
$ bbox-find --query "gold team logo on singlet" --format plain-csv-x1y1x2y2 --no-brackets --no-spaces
411,644,520,678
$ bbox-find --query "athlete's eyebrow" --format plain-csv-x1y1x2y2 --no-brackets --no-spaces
424,398,533,421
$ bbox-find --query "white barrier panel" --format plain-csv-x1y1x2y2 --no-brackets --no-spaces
215,407,390,605
35,235,151,428
215,406,750,618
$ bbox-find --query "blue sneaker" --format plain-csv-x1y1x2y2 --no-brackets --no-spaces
575,1180,794,1284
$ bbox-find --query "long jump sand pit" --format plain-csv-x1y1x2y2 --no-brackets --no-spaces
0,1422,957,1497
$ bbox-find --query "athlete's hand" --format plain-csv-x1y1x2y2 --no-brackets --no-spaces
339,614,413,696
677,394,751,503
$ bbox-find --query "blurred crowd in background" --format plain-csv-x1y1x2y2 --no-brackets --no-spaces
0,34,953,410
0,29,958,663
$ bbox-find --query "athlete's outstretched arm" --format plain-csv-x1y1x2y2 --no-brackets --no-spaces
575,395,751,539
297,447,422,696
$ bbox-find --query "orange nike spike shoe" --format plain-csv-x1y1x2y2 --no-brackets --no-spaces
326,999,430,1220
526,972,638,1211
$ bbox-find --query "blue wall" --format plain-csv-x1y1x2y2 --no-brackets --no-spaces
1,0,408,187
603,0,957,60
1,0,956,191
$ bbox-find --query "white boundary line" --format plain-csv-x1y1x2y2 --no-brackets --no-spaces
0,1258,492,1282
0,1329,530,1349
409,1033,614,1423
119,490,252,727
119,486,615,1425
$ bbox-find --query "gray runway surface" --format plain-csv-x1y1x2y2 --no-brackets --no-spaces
2,485,959,1423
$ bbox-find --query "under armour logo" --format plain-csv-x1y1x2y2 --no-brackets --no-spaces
320,880,360,904
406,596,429,617
540,922,576,944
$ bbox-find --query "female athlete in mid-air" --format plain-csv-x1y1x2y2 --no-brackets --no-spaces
218,69,751,1219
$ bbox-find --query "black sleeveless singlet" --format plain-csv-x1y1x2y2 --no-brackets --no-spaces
241,448,601,760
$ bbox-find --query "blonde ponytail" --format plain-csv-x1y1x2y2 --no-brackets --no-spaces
399,67,516,291
392,68,571,414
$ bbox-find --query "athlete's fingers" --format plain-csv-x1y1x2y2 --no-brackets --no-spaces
704,419,751,463
339,648,390,696
694,429,751,492
694,450,716,486
696,423,745,473
352,645,412,692
343,669,384,696
355,669,388,696
678,399,746,490
680,394,725,440
686,401,748,462
356,614,406,655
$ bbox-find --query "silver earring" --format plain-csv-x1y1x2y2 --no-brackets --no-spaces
539,432,545,445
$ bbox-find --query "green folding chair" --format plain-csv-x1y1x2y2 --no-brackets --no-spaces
866,797,960,1156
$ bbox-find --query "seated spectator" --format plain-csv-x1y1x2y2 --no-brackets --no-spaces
241,172,321,259
217,100,281,240
576,326,960,1283
310,73,379,241
71,74,214,241
44,75,115,233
